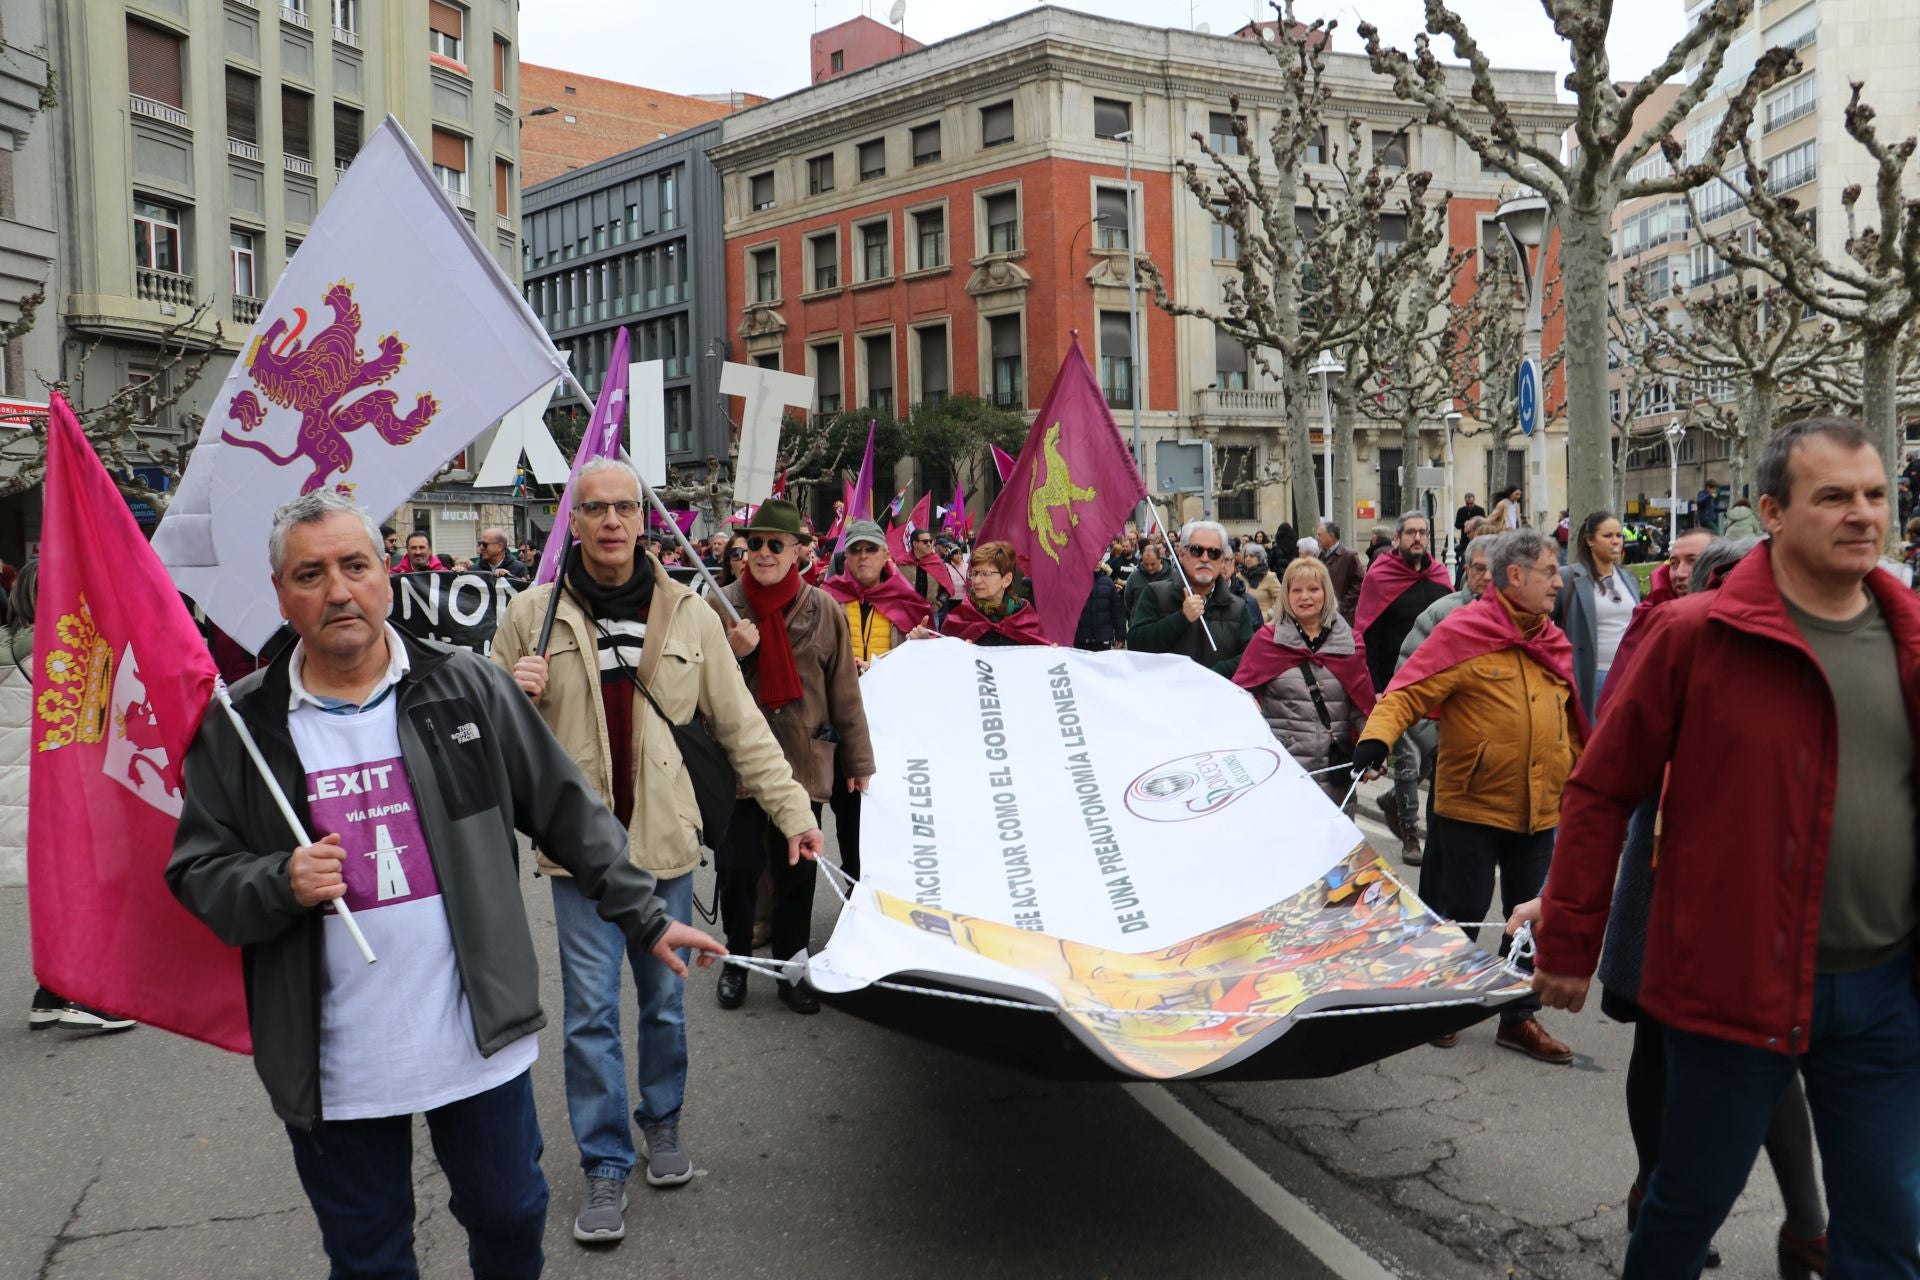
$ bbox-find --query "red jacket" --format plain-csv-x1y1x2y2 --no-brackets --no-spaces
1540,541,1920,1054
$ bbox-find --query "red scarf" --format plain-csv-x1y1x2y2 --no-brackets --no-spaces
1353,552,1452,638
821,563,931,636
1231,622,1377,715
739,567,806,709
1387,590,1588,741
940,596,1049,645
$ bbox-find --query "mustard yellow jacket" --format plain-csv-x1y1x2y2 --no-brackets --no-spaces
1359,598,1581,835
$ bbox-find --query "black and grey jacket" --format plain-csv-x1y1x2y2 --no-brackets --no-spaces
166,630,668,1131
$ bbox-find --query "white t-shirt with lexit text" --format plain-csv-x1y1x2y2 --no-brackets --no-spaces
286,631,535,1121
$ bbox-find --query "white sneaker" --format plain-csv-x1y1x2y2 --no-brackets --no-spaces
58,1005,137,1033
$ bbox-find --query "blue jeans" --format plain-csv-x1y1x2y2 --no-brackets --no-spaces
1625,948,1920,1279
550,871,693,1181
285,1070,545,1280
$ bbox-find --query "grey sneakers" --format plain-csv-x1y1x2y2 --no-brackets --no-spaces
642,1122,694,1187
571,1176,627,1243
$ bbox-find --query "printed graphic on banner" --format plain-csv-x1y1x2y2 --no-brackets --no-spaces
387,571,522,655
810,641,1528,1080
304,755,438,913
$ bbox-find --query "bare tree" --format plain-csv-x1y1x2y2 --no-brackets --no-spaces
1361,0,1795,523
1693,81,1920,543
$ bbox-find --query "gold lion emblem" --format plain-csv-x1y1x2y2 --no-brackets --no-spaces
1026,423,1098,564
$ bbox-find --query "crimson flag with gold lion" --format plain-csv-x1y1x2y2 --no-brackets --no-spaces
976,334,1147,644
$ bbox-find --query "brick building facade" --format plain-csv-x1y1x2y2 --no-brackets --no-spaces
519,63,760,185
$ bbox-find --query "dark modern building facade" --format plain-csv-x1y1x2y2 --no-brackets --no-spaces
521,119,729,473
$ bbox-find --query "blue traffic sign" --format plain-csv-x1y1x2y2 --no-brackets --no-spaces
1516,358,1540,438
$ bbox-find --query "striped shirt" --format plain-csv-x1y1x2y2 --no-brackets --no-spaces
593,618,647,681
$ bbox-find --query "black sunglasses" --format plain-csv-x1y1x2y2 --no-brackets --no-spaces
727,547,748,560
1185,545,1226,560
747,536,787,554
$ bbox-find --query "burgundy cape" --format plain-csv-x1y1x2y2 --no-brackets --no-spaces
1231,624,1377,717
820,564,931,635
1353,552,1452,639
940,596,1050,645
1385,590,1589,742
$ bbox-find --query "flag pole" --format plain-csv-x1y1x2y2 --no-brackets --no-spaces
555,368,742,623
213,681,377,966
535,535,573,656
1144,500,1217,652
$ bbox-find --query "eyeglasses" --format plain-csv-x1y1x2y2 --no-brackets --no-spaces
912,536,934,546
727,548,748,560
1185,545,1226,560
575,499,641,518
747,536,787,554
847,544,884,555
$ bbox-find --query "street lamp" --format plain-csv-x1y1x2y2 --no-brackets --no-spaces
1114,130,1144,523
1665,419,1686,544
1495,190,1552,531
1443,403,1463,563
1308,349,1343,522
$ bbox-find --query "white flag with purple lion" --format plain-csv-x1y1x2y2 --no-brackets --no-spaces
154,116,564,651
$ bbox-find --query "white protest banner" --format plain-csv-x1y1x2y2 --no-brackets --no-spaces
719,362,813,509
629,360,666,486
154,117,566,651
810,641,1527,1081
474,375,568,488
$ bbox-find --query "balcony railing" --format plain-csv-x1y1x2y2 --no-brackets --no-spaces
332,25,360,48
130,94,189,129
284,155,315,176
228,137,260,161
136,267,196,307
1194,387,1287,418
280,4,312,29
335,160,351,181
232,295,263,326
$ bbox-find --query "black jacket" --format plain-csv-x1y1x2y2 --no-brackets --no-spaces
1127,576,1255,678
166,630,666,1131
1074,567,1129,649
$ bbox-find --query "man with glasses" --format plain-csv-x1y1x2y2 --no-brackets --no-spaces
905,527,956,615
713,499,873,1014
819,520,929,882
474,526,530,581
491,459,819,1245
1352,529,1582,1064
1127,519,1254,678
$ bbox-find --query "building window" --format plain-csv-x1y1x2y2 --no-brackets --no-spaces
749,171,774,211
751,247,778,302
1099,310,1134,410
283,88,314,160
858,138,886,181
1215,326,1248,391
916,324,949,405
1217,446,1258,521
659,168,680,229
981,100,1014,148
428,0,465,63
1762,3,1818,53
665,386,692,452
1095,186,1132,250
1305,125,1328,165
989,313,1023,408
912,207,945,270
808,153,835,195
335,0,359,34
1210,205,1239,260
230,230,257,297
830,49,845,73
493,37,508,95
859,219,890,281
1208,111,1244,155
134,199,183,273
1094,97,1131,140
333,103,362,171
912,121,941,166
1764,74,1816,133
226,70,259,146
127,19,184,112
755,353,781,370
863,332,894,415
1375,212,1408,264
431,128,468,195
813,341,842,415
1765,139,1817,194
809,230,839,291
984,191,1019,254
495,158,511,216
1371,129,1409,168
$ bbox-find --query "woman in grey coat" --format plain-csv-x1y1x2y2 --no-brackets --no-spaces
1553,509,1639,721
1231,557,1375,799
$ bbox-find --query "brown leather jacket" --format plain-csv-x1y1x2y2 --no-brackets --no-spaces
1322,545,1365,625
714,579,876,803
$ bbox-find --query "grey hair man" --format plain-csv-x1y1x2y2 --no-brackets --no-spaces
1315,518,1366,626
169,489,718,1275
1128,518,1254,677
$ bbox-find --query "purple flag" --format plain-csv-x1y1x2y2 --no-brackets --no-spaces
991,444,1017,483
976,334,1148,645
536,327,631,584
648,508,697,535
847,419,876,523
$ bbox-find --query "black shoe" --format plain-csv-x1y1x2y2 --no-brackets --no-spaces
716,967,747,1009
29,987,65,1031
777,980,820,1015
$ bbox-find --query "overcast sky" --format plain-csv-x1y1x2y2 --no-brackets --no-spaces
521,1,1687,104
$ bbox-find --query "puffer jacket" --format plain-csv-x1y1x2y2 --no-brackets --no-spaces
1253,615,1366,772
1074,565,1128,649
491,557,816,880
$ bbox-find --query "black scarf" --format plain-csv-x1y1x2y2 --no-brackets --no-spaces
566,551,655,623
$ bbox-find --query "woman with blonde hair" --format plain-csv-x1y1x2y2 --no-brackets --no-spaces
1232,556,1374,798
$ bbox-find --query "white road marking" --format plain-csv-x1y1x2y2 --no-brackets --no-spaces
1127,1083,1400,1280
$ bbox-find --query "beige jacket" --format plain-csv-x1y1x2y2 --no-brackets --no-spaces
712,578,876,803
491,558,814,880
